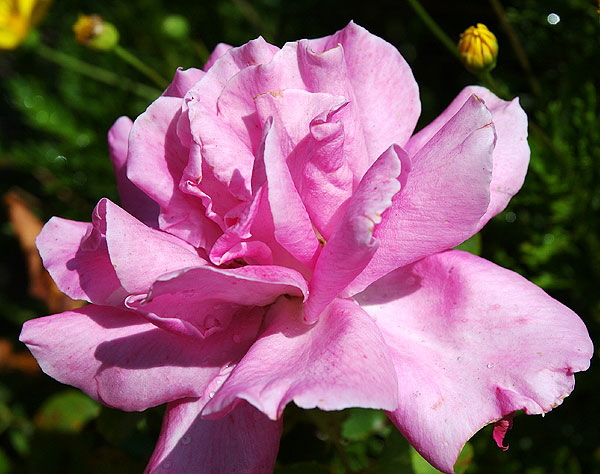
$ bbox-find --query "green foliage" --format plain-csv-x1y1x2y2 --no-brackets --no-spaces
1,1,598,473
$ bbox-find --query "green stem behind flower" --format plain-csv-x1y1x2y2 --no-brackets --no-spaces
113,45,170,89
405,0,460,59
488,0,542,97
35,42,161,100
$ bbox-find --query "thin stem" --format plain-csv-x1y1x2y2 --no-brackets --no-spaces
113,45,170,89
488,0,542,97
405,0,459,59
478,70,509,99
35,43,161,100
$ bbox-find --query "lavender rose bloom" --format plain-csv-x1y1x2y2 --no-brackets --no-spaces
21,22,592,473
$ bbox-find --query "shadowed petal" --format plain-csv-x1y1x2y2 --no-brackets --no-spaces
36,217,126,305
108,116,160,227
145,399,282,474
127,96,221,248
203,297,398,420
99,198,205,294
126,264,308,339
356,250,593,473
20,305,263,411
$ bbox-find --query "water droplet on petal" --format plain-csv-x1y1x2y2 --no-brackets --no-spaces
162,461,172,469
209,391,215,398
487,363,495,369
181,435,191,445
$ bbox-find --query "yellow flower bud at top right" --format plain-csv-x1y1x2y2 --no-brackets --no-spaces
458,23,498,74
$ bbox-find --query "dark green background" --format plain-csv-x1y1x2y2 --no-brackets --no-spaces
1,0,598,472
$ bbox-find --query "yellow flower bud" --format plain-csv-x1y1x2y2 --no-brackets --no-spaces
458,23,498,74
0,0,52,50
73,14,119,51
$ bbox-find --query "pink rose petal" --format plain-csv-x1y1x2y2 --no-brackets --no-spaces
20,305,263,411
356,250,593,473
203,296,398,419
145,399,282,474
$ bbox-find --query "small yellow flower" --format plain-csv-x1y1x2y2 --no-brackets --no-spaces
0,0,52,50
73,14,119,51
458,23,498,74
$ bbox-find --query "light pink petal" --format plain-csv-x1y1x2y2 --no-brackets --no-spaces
145,399,282,474
356,250,593,473
407,86,529,228
310,21,421,156
163,67,205,98
346,95,494,295
254,88,354,238
36,217,126,305
304,145,404,323
203,42,234,71
203,296,398,420
127,96,221,249
125,264,308,339
184,103,254,215
258,117,320,266
291,39,371,178
108,116,160,227
94,198,206,294
20,305,263,411
190,36,279,113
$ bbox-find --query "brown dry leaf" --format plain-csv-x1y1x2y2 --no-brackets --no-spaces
0,338,40,374
4,190,85,314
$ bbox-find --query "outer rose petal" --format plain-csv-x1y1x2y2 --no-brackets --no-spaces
163,67,205,98
108,116,160,227
145,399,282,474
203,296,398,420
19,305,263,412
310,21,421,157
98,198,205,294
203,43,233,71
36,217,126,305
346,95,494,295
356,250,593,473
407,86,529,228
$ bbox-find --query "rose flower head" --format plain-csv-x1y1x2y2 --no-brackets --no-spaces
20,22,592,474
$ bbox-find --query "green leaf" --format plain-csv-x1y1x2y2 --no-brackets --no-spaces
454,233,482,255
341,408,389,441
410,446,443,474
410,443,474,474
35,389,100,433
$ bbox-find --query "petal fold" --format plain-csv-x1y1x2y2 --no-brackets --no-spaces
304,145,404,322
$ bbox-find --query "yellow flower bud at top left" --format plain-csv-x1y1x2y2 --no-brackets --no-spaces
0,0,52,50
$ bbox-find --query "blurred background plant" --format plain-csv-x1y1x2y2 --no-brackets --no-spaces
0,0,598,473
